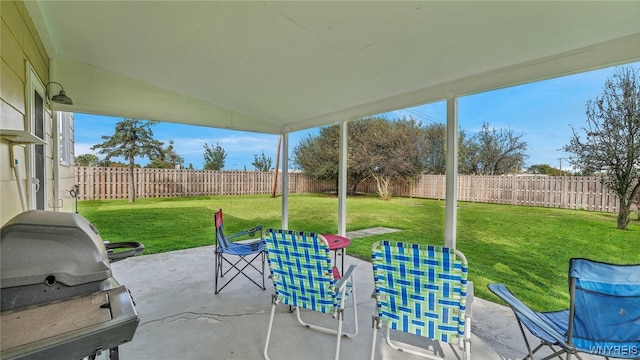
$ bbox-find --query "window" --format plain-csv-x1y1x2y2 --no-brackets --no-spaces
26,62,47,210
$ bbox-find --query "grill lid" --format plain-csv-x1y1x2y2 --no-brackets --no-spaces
1,210,111,289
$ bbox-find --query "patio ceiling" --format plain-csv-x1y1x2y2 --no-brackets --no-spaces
27,1,640,135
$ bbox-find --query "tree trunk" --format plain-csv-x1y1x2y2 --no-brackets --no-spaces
271,136,281,198
617,199,630,230
129,158,136,203
371,172,391,200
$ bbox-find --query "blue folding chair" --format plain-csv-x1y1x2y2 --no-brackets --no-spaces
370,241,472,360
489,258,640,359
213,209,265,294
263,229,358,360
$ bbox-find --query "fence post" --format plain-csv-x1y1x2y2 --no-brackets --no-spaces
218,171,223,196
511,175,516,205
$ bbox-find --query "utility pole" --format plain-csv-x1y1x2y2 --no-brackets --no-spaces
557,157,568,176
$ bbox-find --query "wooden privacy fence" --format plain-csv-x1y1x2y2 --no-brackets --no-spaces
76,167,623,213
354,175,621,213
75,167,332,200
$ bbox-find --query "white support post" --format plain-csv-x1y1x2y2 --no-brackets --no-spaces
281,134,289,230
445,97,459,249
338,121,347,236
52,111,61,211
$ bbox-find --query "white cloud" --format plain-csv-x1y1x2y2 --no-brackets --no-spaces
74,143,97,156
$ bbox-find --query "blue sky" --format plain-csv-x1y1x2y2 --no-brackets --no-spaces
74,62,638,171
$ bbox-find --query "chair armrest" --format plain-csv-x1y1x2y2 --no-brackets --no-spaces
226,225,263,240
488,283,568,346
334,264,357,292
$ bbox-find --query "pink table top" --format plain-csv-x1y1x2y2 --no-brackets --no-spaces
322,234,351,250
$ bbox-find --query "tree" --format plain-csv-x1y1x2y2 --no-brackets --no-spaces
526,164,569,176
563,66,640,230
417,124,474,175
418,123,447,174
293,126,341,186
364,119,422,200
91,119,163,202
75,153,99,166
146,140,184,169
107,161,134,168
344,120,377,193
469,123,528,175
252,150,273,171
203,142,226,170
354,117,423,199
294,117,423,199
458,130,480,175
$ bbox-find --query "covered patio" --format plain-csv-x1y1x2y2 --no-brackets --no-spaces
110,244,602,359
9,2,640,358
30,1,640,248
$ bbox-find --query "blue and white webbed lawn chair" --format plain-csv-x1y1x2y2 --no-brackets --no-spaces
213,209,266,294
263,229,358,360
370,241,472,360
489,258,640,360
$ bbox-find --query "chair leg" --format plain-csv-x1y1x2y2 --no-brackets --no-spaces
517,318,568,360
334,279,359,357
465,341,471,360
263,295,278,360
215,251,266,293
290,283,357,359
370,316,381,360
294,308,338,335
535,348,573,360
464,314,472,360
334,309,344,360
517,318,542,360
293,285,358,338
214,251,220,294
371,302,470,360
261,250,266,290
231,252,266,289
349,281,358,337
381,325,462,360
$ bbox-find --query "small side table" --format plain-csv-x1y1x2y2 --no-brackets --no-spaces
322,234,351,275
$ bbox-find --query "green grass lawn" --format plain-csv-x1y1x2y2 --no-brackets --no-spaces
78,193,639,312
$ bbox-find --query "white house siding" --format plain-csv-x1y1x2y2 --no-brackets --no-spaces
1,0,75,225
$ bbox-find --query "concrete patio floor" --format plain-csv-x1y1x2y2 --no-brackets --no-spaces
109,245,595,360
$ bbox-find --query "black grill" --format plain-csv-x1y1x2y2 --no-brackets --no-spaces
1,210,143,360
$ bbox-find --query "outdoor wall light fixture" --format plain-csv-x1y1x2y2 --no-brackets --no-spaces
45,81,73,105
